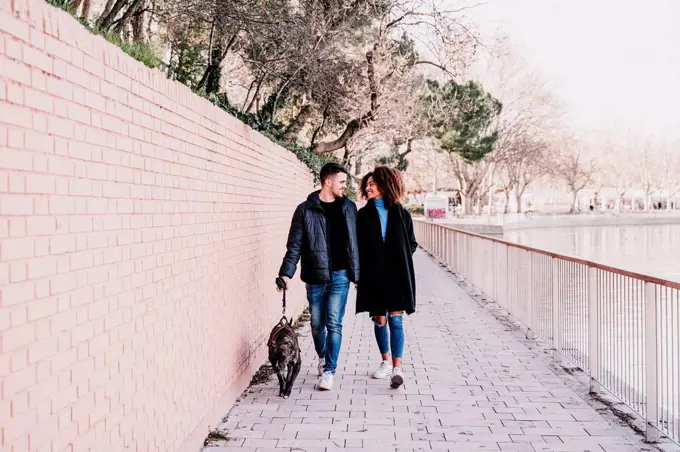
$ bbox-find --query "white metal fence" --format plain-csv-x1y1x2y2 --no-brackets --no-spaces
415,220,680,445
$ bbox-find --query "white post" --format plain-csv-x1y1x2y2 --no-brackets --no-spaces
525,250,534,339
588,267,600,393
552,258,561,362
644,281,660,442
491,242,497,302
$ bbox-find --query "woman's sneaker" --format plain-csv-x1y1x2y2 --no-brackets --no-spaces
390,367,404,388
372,361,393,379
318,371,334,390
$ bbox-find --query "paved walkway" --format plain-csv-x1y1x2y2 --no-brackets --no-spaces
204,251,650,452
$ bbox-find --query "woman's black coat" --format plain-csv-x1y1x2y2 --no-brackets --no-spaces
355,200,418,315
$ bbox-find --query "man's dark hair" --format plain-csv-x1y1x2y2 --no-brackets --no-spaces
319,162,348,185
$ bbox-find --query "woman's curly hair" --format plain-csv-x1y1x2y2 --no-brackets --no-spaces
360,166,406,208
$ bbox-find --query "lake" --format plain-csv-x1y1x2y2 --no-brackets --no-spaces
502,224,680,283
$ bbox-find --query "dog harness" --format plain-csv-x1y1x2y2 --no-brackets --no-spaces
268,278,301,351
267,316,301,352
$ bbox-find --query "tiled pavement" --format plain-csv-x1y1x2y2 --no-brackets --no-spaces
203,251,658,452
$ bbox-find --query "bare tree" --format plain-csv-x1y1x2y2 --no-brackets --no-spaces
551,140,599,213
630,135,665,211
662,143,680,210
311,0,482,155
476,33,561,214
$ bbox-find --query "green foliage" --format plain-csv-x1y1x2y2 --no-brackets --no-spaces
45,0,70,10
376,147,409,171
405,204,424,216
104,32,162,69
423,80,502,162
44,1,162,69
167,39,206,85
205,94,336,181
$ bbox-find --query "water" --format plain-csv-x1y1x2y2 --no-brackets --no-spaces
502,224,680,283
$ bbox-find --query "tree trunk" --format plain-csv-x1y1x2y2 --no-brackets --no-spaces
195,32,238,94
131,0,144,41
283,105,312,142
68,0,83,15
515,191,522,213
503,191,510,214
313,50,378,154
112,0,144,34
99,0,115,23
312,118,362,154
81,0,91,21
97,0,128,30
570,190,578,214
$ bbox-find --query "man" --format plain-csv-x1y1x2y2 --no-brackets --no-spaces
277,163,359,391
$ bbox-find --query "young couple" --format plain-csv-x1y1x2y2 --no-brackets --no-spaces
277,163,417,391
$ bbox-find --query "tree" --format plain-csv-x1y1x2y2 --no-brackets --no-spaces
309,0,482,155
662,144,680,210
551,139,599,213
421,79,502,214
466,33,561,215
630,136,664,211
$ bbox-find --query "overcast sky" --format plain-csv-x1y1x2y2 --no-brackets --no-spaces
464,0,680,140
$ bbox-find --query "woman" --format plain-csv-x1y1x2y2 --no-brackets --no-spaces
356,166,418,389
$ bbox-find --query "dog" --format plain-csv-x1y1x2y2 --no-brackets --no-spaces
267,316,301,398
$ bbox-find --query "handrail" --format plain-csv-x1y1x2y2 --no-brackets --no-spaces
414,218,680,446
413,218,680,290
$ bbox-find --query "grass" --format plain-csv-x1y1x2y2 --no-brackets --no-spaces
43,0,162,69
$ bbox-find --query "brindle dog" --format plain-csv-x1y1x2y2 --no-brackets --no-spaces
268,278,302,398
267,316,301,398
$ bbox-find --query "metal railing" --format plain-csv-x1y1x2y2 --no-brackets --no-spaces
415,219,680,445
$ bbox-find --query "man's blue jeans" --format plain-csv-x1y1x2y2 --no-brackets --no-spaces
306,270,350,375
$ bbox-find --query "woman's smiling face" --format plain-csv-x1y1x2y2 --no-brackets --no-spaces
364,176,382,199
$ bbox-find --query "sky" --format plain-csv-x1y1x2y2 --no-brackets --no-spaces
463,0,680,140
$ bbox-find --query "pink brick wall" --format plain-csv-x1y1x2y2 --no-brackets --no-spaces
0,1,315,450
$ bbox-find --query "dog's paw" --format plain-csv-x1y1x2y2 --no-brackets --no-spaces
282,395,288,399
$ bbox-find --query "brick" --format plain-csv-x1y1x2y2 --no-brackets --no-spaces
0,236,33,260
25,174,56,194
28,337,59,364
24,130,55,153
23,44,52,72
1,322,35,354
0,101,32,128
0,194,34,215
49,272,78,295
0,10,30,42
27,296,59,323
0,147,33,171
7,81,24,104
24,87,55,113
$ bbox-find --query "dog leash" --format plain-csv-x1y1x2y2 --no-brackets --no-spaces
275,277,287,315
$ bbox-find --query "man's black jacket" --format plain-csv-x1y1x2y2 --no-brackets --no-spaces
278,191,359,284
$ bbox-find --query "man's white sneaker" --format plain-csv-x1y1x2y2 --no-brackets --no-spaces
318,371,334,390
317,358,325,377
372,361,393,379
390,367,404,388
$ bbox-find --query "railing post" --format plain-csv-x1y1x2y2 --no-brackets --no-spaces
526,250,535,339
552,257,561,362
588,266,601,393
491,242,497,302
644,281,660,442
505,244,511,314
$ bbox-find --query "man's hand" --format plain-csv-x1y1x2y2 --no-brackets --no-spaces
276,276,290,292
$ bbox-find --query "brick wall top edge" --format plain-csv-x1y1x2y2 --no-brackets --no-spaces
21,0,314,181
